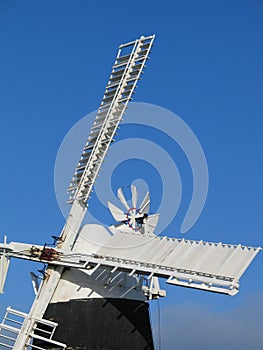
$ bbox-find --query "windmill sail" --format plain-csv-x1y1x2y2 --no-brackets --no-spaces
67,35,155,204
94,233,261,295
3,235,260,297
10,35,155,350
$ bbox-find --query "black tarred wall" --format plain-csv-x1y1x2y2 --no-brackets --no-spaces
34,298,154,350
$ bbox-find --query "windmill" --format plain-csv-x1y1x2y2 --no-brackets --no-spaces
0,35,261,350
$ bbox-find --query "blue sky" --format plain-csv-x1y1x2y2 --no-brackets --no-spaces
0,1,262,349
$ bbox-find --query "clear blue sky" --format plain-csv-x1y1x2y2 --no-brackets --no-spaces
0,1,262,349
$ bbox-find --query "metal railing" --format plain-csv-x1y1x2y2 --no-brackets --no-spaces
0,307,66,350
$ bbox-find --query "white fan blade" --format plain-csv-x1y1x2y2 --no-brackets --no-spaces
139,191,150,214
117,188,130,211
108,201,127,222
145,213,159,233
131,185,138,208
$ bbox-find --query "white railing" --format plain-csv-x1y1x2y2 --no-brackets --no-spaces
0,307,66,350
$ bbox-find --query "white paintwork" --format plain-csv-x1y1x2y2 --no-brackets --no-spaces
140,191,150,214
30,272,41,296
96,232,261,281
107,201,127,222
117,188,130,210
143,276,166,300
0,254,10,294
50,267,145,302
0,236,12,294
131,185,138,208
2,225,261,296
51,224,146,302
72,224,113,254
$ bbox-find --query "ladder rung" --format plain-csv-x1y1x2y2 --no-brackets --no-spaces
117,97,131,104
30,333,66,346
123,84,134,91
102,95,114,104
5,308,27,318
34,328,53,336
84,143,95,150
140,42,151,50
115,104,125,111
130,68,142,77
109,74,124,84
106,81,121,90
5,317,23,325
91,122,104,130
106,127,117,134
35,319,58,329
138,49,149,57
109,116,122,123
126,77,139,85
97,105,110,113
96,115,108,124
116,52,131,62
132,61,143,69
0,341,13,349
0,323,20,333
122,90,134,98
80,155,91,163
75,172,84,178
87,135,99,143
140,37,153,44
104,88,118,98
82,148,92,155
89,129,101,137
78,162,88,169
83,180,92,186
112,60,131,69
91,158,102,165
0,333,17,342
26,344,46,350
67,189,77,194
111,67,126,77
76,165,86,171
98,100,113,109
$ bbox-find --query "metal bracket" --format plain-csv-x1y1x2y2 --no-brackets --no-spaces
143,277,166,300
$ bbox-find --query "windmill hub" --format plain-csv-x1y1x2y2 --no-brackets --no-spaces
126,208,147,231
108,185,160,236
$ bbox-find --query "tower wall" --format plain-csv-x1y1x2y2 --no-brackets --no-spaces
34,298,154,350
